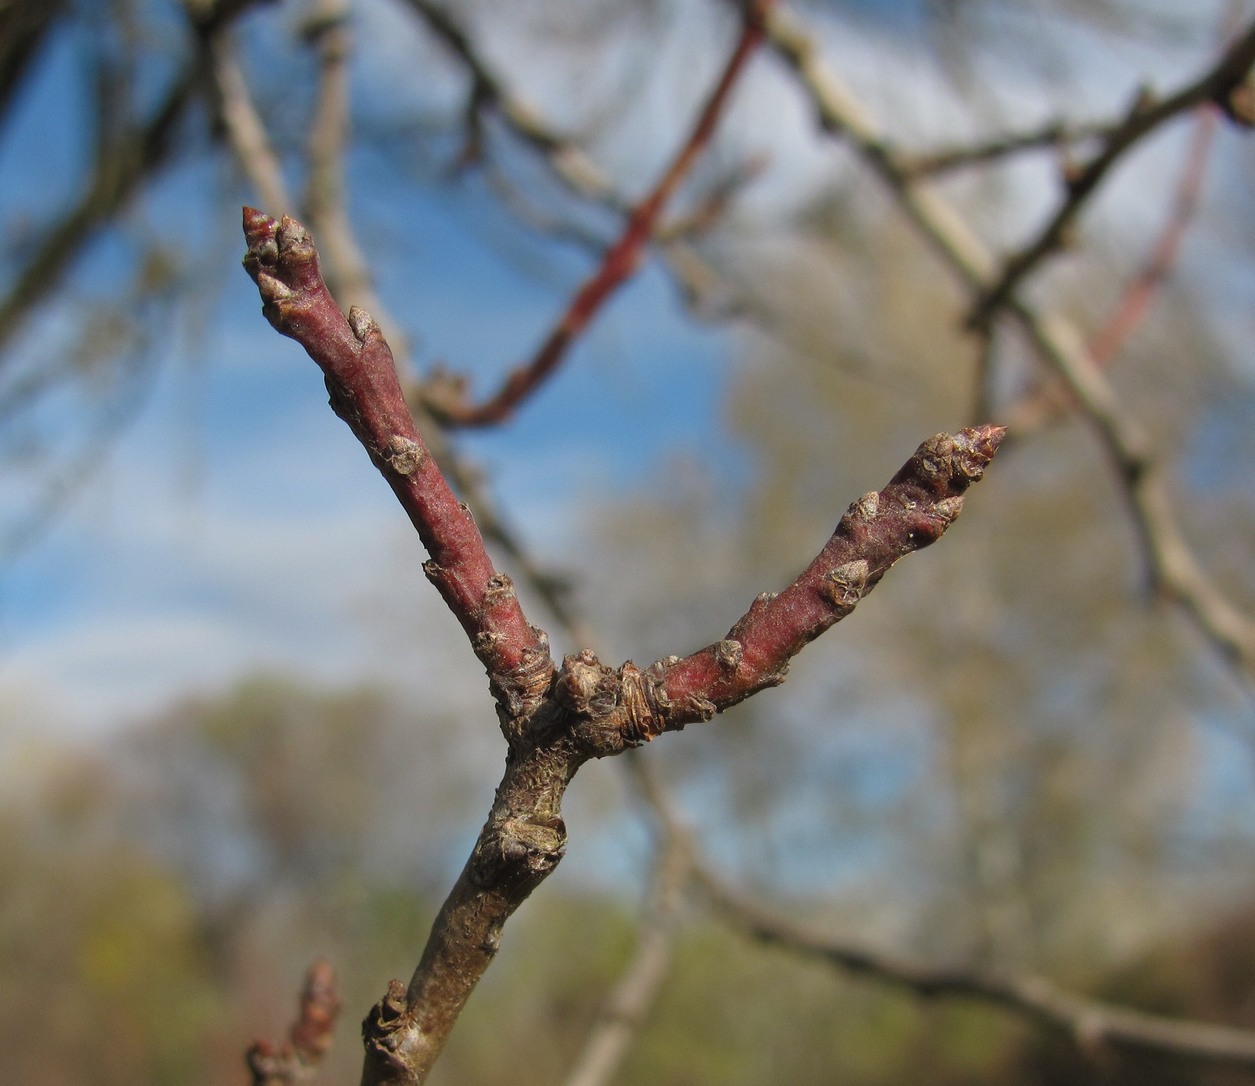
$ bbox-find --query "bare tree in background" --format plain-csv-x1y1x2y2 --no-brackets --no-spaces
3,1,1255,1083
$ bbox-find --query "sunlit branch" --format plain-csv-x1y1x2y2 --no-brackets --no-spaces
560,827,688,1086
347,421,1000,1086
240,209,1006,1081
654,426,1004,728
756,0,1255,687
421,0,773,428
966,18,1255,330
699,871,1255,1072
215,8,588,655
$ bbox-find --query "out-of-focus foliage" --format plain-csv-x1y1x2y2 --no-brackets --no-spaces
0,679,454,1084
2,677,1254,1085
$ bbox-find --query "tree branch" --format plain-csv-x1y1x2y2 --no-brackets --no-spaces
246,959,342,1086
217,17,588,646
399,0,622,206
240,208,553,721
208,23,292,216
354,422,999,1086
0,60,198,360
0,0,66,122
421,0,772,428
895,117,1110,179
301,0,377,316
1006,105,1219,434
403,0,745,323
756,0,1255,686
699,871,1255,1072
0,0,278,362
243,199,1003,1086
967,18,1255,329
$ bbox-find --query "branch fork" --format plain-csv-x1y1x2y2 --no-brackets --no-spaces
241,208,1004,1084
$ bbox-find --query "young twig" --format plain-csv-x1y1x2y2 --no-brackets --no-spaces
421,0,772,428
241,209,553,722
242,207,1003,1084
246,959,342,1086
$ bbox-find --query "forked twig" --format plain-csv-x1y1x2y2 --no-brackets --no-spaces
966,19,1255,329
243,204,1003,1086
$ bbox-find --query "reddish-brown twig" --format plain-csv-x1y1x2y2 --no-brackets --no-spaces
246,959,342,1086
241,208,553,721
352,425,1000,1086
534,426,1004,759
423,1,773,428
656,426,1004,726
243,205,1004,1086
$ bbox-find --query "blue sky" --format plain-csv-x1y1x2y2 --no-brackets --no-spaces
0,0,1251,755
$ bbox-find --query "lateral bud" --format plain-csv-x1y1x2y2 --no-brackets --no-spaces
714,639,744,671
276,214,311,253
348,305,380,343
384,434,425,476
553,650,617,719
841,490,880,529
821,558,870,611
932,495,965,523
255,272,295,304
484,572,517,607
